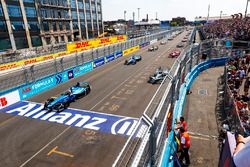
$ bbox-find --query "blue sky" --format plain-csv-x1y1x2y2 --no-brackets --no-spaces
102,0,248,21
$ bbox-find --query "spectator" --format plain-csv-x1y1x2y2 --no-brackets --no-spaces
202,16,250,41
179,127,191,166
244,77,250,95
233,134,250,167
175,116,188,132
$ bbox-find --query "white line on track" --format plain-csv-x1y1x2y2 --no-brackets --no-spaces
18,38,179,167
19,127,71,167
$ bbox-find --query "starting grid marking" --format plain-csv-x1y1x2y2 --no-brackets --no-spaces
0,101,147,137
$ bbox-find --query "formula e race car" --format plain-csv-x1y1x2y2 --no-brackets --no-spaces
148,67,168,84
176,42,184,48
70,82,91,98
44,82,91,112
148,46,159,51
160,41,167,45
43,91,75,112
169,50,181,58
124,55,142,65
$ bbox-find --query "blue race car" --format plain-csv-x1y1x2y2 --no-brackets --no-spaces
44,91,76,112
124,55,142,65
70,82,91,98
44,82,91,112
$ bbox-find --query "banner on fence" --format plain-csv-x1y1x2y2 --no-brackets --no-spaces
122,46,140,56
18,61,93,100
67,35,127,52
0,90,20,110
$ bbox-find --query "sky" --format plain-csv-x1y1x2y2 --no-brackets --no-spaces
102,0,248,21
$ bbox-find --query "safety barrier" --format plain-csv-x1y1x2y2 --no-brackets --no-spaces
0,35,127,71
160,57,227,167
0,28,180,95
0,27,182,110
110,33,247,166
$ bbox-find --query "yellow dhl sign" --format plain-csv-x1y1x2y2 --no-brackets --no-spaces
67,35,127,52
122,46,140,56
0,51,69,71
0,35,127,71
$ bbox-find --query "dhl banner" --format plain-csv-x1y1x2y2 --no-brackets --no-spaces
67,35,127,52
0,51,70,71
0,36,127,71
122,46,140,56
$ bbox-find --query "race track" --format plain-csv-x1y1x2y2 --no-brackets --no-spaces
0,31,189,167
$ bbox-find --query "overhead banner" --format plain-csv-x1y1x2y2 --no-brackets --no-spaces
123,46,140,56
67,35,127,52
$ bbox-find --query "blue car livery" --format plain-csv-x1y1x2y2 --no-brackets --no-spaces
70,82,91,98
124,55,142,65
44,82,91,112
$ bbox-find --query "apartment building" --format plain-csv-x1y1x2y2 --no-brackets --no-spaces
0,0,104,51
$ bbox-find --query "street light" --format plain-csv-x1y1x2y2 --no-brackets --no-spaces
124,10,127,21
220,11,223,19
245,0,250,18
137,8,140,22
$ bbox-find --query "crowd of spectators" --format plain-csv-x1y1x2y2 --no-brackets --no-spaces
226,54,250,136
202,15,250,41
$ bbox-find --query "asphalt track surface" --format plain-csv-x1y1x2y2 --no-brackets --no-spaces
0,31,189,167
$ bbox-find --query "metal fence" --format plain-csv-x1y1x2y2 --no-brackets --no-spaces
0,28,174,65
111,35,250,166
0,43,66,65
0,28,181,95
112,29,199,167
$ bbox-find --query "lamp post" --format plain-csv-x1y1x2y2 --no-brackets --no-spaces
124,10,127,21
245,0,250,18
206,4,210,22
137,8,140,22
220,11,223,19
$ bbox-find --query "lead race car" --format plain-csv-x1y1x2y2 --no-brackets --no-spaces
148,67,169,84
44,82,91,112
124,55,142,65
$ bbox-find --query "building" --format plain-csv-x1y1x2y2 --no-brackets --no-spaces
134,19,160,30
171,17,186,26
0,0,104,52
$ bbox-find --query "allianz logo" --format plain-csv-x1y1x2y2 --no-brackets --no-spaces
4,102,143,136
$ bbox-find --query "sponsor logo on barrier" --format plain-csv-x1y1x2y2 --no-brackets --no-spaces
115,52,123,58
68,70,74,80
105,54,115,63
76,41,91,49
0,90,20,110
56,74,63,85
18,62,93,100
21,87,31,94
123,46,140,56
24,59,38,65
150,39,157,45
93,57,105,68
139,42,150,49
0,101,139,136
99,38,111,45
67,35,127,52
0,97,8,107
